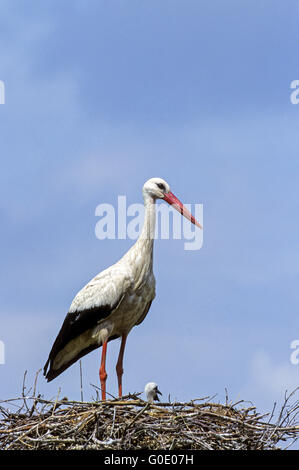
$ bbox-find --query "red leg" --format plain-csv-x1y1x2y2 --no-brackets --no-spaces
115,333,127,398
99,340,108,401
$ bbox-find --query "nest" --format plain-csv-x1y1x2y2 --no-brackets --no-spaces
1,374,299,450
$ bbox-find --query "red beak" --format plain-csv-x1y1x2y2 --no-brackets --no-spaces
163,191,202,229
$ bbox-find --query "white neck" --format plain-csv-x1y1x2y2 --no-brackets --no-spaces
123,193,156,274
139,194,156,242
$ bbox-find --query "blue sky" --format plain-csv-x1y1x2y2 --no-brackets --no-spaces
1,0,299,440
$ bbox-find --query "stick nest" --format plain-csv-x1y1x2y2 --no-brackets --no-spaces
1,373,299,450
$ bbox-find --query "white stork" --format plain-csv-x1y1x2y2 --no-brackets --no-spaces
145,382,162,403
43,177,202,400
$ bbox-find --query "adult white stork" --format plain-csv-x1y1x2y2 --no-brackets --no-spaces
43,177,202,400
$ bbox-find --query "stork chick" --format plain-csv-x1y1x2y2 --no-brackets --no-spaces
145,382,162,403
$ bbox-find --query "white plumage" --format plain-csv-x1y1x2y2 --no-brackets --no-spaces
44,177,201,400
145,382,162,403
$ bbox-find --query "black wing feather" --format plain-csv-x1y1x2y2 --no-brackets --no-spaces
43,304,117,382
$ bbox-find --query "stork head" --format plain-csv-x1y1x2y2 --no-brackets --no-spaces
143,177,202,229
143,177,170,200
144,382,162,403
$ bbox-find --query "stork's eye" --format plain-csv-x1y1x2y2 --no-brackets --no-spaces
157,183,165,191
